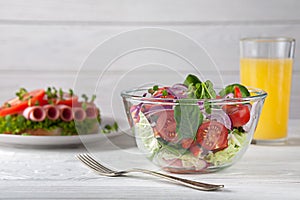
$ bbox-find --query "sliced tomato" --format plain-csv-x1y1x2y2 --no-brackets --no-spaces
196,121,228,152
0,89,45,116
222,104,250,127
41,93,79,107
155,110,179,143
56,93,79,107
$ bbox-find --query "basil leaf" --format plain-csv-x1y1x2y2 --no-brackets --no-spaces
194,83,204,99
183,74,201,87
219,83,250,97
203,80,217,99
174,99,203,140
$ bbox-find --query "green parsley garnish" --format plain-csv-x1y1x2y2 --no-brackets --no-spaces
162,89,168,96
15,88,28,101
148,85,159,95
69,89,74,97
59,88,64,100
101,122,119,134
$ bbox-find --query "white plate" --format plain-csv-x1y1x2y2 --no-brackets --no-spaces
0,116,125,148
0,131,120,148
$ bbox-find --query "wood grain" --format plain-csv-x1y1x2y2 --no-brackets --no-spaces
0,71,299,119
0,1,299,118
0,0,299,22
1,24,300,71
0,120,299,199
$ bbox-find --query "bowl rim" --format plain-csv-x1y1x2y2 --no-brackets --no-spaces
121,87,267,104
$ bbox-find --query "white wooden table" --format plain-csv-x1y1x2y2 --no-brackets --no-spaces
0,120,300,200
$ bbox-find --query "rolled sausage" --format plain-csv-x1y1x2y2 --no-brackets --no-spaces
23,106,46,122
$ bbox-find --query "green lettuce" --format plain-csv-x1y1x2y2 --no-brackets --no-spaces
134,112,160,157
0,114,101,136
204,129,247,166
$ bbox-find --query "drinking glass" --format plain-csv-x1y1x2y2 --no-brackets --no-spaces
240,37,295,144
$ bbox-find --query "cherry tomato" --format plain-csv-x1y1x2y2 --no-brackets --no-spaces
155,110,179,143
222,104,250,127
0,89,45,116
196,121,228,152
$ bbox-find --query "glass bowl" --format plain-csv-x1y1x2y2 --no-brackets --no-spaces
121,87,267,173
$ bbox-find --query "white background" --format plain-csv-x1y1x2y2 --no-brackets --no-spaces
0,0,299,118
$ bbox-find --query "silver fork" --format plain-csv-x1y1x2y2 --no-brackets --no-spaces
76,153,224,191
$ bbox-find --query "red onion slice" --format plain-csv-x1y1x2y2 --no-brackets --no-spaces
207,109,232,130
197,101,205,112
168,83,188,99
224,93,234,99
143,105,169,117
243,103,253,132
130,104,143,124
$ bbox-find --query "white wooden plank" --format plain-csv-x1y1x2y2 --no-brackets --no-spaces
1,24,300,72
0,0,299,23
0,120,300,199
0,71,299,119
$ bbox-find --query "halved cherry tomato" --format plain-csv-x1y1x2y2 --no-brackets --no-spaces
196,121,228,152
0,89,45,116
223,104,250,127
155,110,179,143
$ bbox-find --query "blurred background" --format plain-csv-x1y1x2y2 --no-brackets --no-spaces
0,0,299,118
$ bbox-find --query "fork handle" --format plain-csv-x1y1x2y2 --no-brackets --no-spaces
125,168,224,191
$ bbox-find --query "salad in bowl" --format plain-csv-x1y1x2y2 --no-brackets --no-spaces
121,74,267,173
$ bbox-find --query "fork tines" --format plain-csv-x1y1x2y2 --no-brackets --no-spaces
76,153,115,174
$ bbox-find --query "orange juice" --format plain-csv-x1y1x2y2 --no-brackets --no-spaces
240,58,293,140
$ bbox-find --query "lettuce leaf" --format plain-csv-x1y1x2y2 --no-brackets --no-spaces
134,112,159,157
204,130,247,166
0,114,101,135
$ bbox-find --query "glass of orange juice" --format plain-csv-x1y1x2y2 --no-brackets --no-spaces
240,37,295,144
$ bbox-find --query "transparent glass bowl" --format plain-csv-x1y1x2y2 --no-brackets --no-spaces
121,87,267,173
